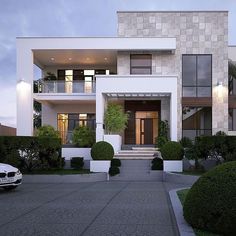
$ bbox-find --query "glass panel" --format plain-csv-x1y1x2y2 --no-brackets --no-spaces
131,68,152,75
65,70,73,76
197,55,211,86
183,87,197,97
197,87,211,97
57,114,68,144
131,54,152,67
229,109,233,131
84,77,92,93
182,55,197,86
84,70,95,76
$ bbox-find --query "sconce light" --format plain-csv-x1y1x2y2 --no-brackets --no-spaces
17,79,30,94
217,81,223,88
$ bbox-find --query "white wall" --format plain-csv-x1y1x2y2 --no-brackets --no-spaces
62,148,91,160
96,75,178,141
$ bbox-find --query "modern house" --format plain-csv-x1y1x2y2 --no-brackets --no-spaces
16,11,236,160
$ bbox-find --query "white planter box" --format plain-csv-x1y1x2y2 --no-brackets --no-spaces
104,135,122,153
62,148,91,160
164,160,183,172
90,160,111,173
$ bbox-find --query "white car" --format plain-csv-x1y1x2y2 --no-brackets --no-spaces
0,163,22,190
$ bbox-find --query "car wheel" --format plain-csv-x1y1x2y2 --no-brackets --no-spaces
3,186,18,191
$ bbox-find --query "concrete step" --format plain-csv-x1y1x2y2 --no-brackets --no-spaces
132,147,158,151
118,150,157,154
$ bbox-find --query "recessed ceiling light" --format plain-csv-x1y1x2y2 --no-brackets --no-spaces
50,57,55,61
68,58,72,61
86,57,90,61
104,57,108,61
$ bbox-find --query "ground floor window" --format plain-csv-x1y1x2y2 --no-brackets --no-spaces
228,108,236,131
182,106,212,140
57,113,95,144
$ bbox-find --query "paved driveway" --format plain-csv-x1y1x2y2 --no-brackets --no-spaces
0,182,181,236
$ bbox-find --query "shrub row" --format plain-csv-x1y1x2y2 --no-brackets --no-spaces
0,136,63,172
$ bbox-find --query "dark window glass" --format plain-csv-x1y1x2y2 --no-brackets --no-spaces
183,87,197,97
182,106,212,140
229,108,236,131
182,55,212,97
197,55,211,86
183,55,196,86
130,54,152,75
197,87,211,97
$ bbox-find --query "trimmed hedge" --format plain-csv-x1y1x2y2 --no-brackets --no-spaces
0,136,62,172
70,157,84,169
151,157,163,170
111,158,121,167
109,166,120,176
91,141,114,160
183,161,236,235
161,141,184,160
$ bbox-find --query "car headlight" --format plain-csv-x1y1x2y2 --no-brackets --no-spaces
16,170,21,175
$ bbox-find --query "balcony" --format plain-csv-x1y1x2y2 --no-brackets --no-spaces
34,80,96,94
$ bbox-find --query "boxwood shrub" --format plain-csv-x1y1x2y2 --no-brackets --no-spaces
183,161,236,235
109,166,120,176
161,141,183,160
70,157,84,169
111,158,121,167
91,141,114,160
151,157,163,170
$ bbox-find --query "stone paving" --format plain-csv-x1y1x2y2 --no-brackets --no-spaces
0,182,187,236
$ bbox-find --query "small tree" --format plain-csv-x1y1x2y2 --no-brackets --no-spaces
35,125,60,138
104,103,128,134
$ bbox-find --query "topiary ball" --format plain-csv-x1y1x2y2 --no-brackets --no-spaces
161,141,183,160
183,161,236,235
91,141,114,160
151,157,163,170
109,166,120,176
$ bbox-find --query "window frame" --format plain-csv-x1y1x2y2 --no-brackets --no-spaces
130,54,152,75
182,54,212,97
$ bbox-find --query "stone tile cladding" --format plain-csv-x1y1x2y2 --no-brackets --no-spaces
117,11,228,137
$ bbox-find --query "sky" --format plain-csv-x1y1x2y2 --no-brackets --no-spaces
0,0,235,127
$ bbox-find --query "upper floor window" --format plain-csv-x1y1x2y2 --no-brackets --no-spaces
182,55,212,97
130,54,152,75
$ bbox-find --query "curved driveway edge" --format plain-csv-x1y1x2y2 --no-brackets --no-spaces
23,173,107,183
169,187,195,236
164,172,199,185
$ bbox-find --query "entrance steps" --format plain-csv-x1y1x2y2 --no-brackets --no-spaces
110,160,163,181
111,147,162,181
114,147,160,160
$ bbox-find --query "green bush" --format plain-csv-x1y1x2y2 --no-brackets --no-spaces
151,157,163,170
155,120,169,149
109,166,120,176
179,137,193,148
91,141,114,160
0,136,62,172
161,141,184,160
183,161,236,235
111,158,121,167
70,157,84,169
72,126,95,147
35,125,60,138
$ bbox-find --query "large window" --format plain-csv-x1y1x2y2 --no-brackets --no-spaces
130,54,152,74
57,113,96,144
229,109,236,131
182,55,212,97
182,107,212,140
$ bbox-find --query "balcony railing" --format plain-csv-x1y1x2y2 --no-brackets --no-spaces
34,80,96,94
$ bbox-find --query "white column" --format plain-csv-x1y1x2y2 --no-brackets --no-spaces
170,92,178,141
16,47,34,136
96,92,106,141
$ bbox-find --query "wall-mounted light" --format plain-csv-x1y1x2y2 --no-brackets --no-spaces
217,81,223,88
17,79,31,95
